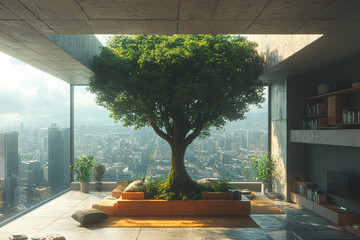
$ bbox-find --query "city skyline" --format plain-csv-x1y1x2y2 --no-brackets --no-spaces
0,35,268,128
0,35,268,223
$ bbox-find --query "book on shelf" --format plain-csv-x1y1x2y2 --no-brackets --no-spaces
342,109,360,124
304,118,327,130
294,182,327,203
317,193,327,204
306,103,327,117
295,182,316,196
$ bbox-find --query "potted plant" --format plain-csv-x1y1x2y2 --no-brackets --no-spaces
93,162,106,191
70,155,95,193
249,155,276,195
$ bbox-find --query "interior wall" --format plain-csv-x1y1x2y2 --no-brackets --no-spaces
309,144,360,215
286,55,360,214
286,78,310,197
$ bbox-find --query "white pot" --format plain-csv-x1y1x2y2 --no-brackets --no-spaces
80,182,90,193
262,182,272,194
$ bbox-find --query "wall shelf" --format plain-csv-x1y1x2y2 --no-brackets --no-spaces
301,86,360,129
290,130,360,147
291,192,358,226
304,86,360,101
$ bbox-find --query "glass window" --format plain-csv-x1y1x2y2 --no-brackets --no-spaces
74,86,268,182
0,52,70,223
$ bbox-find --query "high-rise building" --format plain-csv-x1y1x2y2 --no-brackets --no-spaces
0,132,19,208
62,128,70,187
48,124,70,192
24,160,43,187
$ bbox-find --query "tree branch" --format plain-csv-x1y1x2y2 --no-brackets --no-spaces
185,111,223,146
185,123,205,147
149,122,172,145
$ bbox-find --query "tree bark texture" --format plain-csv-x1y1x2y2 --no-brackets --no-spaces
165,121,197,192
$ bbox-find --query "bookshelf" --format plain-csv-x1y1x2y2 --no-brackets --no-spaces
300,86,360,129
291,181,358,226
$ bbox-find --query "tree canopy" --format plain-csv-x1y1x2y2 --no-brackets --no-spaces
90,35,264,143
88,35,265,199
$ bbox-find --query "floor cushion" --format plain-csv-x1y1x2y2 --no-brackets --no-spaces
71,209,108,225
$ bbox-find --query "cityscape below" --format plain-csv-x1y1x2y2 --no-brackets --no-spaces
0,111,267,223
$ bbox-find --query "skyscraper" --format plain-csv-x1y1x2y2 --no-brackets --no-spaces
0,132,19,208
48,124,70,192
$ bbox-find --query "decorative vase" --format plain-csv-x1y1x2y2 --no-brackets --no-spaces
80,182,90,193
95,182,102,192
317,83,330,95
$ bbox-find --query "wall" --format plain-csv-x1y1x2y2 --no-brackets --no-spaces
247,35,321,70
309,144,360,214
269,77,288,200
252,34,322,200
287,79,310,198
287,56,360,215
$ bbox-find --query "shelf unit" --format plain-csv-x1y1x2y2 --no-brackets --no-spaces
292,181,316,197
301,86,360,129
343,225,360,237
291,181,358,226
290,129,360,147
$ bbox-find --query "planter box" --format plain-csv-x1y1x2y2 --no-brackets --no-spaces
92,198,118,216
117,199,171,216
195,200,250,216
121,192,144,199
202,192,229,200
171,200,196,216
116,195,250,216
111,186,123,198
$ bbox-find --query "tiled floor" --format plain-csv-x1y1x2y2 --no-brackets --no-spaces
0,191,358,240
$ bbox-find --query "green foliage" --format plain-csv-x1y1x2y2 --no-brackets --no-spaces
89,34,265,136
198,178,232,192
89,34,265,193
70,155,95,182
157,182,202,200
249,155,276,183
133,177,232,200
93,162,106,182
134,177,164,199
134,177,201,200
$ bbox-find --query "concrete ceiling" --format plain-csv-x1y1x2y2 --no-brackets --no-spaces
1,0,360,83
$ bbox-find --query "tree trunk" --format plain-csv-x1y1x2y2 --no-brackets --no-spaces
165,123,197,193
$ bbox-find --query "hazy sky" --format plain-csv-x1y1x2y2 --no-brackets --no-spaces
0,35,267,128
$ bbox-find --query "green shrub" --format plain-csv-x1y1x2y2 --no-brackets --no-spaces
134,178,165,199
249,155,276,183
93,162,106,182
198,178,232,193
131,177,231,200
70,155,95,182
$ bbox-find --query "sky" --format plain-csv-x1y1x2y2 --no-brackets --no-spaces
0,35,267,129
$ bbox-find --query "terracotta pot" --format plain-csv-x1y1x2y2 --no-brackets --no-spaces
95,182,102,191
80,182,90,193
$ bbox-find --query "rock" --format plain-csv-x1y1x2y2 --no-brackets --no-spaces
123,179,144,192
198,178,219,185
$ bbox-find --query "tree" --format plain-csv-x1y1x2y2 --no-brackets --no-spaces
88,35,265,198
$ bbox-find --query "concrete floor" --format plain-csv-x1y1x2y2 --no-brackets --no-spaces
0,191,358,240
